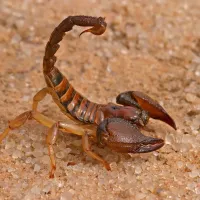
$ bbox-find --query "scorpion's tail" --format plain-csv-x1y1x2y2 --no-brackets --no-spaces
43,16,106,73
43,16,107,122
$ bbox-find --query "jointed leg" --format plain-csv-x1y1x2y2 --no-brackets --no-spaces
45,122,111,178
0,110,56,145
0,106,96,144
82,132,111,171
0,110,88,143
32,87,66,115
0,110,96,178
45,121,97,178
0,111,32,143
32,87,49,111
45,120,88,178
46,122,59,178
0,111,110,177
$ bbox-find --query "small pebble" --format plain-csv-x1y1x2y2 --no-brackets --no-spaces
135,166,142,174
60,191,73,200
31,185,41,195
188,170,199,178
41,155,50,165
43,185,52,194
34,164,41,172
165,134,175,145
22,95,30,102
12,150,23,159
5,139,16,149
25,157,32,164
135,192,146,199
32,150,44,157
176,161,184,168
185,93,198,103
11,34,21,44
56,151,65,159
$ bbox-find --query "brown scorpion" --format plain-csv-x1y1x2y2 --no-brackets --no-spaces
0,16,176,178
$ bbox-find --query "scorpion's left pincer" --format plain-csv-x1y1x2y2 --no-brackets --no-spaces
97,118,164,154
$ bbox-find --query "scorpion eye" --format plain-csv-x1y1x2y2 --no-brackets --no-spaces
111,106,118,110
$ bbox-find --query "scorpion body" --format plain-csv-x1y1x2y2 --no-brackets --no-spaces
0,16,176,178
45,57,101,124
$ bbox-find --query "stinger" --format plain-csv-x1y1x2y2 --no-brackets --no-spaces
79,17,106,37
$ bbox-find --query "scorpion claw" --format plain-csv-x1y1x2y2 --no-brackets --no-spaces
135,137,164,153
116,91,177,130
97,118,164,153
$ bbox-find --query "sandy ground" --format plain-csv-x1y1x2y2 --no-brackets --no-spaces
0,0,200,199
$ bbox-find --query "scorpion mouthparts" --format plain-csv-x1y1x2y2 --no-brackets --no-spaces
136,138,164,153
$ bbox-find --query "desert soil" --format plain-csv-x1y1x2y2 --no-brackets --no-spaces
0,0,200,200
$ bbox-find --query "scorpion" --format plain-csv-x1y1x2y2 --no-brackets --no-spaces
0,16,176,178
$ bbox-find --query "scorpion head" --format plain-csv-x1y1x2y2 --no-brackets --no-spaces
100,103,149,127
97,118,164,153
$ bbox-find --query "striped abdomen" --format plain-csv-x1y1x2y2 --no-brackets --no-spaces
46,67,103,124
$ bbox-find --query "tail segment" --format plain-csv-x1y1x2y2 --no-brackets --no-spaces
43,16,107,123
43,16,106,73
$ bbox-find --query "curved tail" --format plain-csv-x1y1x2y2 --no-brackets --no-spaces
43,16,107,123
43,15,106,73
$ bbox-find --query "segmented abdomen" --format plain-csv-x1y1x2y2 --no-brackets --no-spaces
47,67,100,123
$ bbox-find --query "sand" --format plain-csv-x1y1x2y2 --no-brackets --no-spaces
0,0,200,199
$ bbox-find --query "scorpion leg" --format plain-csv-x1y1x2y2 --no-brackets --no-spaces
32,87,49,111
45,121,86,178
0,111,57,144
116,91,176,130
82,132,111,171
0,110,97,178
32,87,63,112
46,122,58,178
46,121,109,178
0,110,88,140
0,111,32,143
